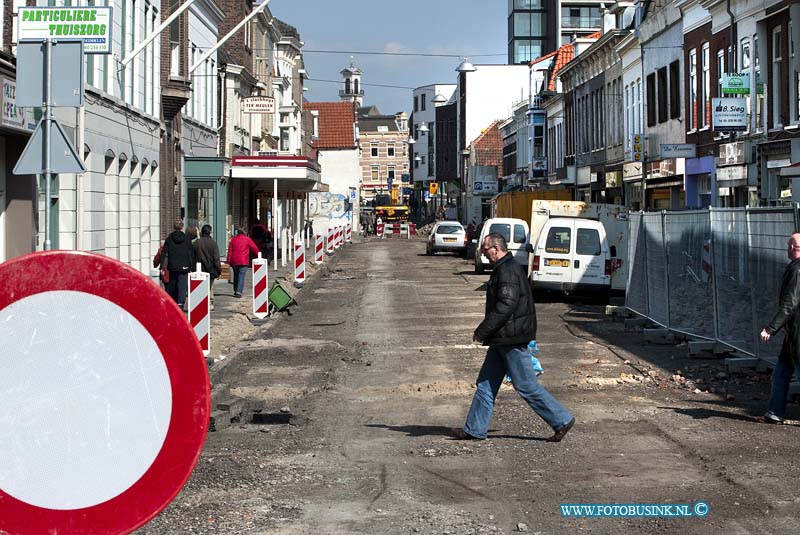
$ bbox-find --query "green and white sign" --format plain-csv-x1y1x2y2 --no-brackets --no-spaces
721,72,750,95
18,7,113,54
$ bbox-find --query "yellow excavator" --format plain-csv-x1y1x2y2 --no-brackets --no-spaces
373,186,409,222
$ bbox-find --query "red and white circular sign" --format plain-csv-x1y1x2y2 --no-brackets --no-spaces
0,251,210,535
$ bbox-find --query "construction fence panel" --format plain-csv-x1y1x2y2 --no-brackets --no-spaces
643,212,669,327
626,205,798,362
625,213,648,316
664,211,715,340
745,207,797,361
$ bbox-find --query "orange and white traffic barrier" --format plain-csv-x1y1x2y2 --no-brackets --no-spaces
294,237,306,283
252,253,269,319
314,233,324,264
188,263,210,356
400,222,408,237
377,222,384,237
345,223,352,243
327,226,335,254
408,222,417,238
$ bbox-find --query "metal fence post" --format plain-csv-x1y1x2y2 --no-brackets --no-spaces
709,207,720,343
746,205,759,356
662,210,670,328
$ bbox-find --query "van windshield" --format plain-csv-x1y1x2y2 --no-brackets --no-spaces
545,227,571,254
488,223,511,242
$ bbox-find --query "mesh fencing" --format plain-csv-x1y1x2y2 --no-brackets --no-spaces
625,206,799,361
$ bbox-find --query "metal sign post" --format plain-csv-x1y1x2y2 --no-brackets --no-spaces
43,40,52,250
13,39,86,250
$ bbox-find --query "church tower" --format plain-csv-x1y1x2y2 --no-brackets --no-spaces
339,57,363,106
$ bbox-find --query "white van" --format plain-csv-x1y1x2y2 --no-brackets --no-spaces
530,218,618,294
473,217,530,273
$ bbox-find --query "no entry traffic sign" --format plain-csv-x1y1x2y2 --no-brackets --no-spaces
0,250,210,535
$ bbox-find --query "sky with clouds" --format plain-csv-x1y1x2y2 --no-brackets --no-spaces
270,0,507,115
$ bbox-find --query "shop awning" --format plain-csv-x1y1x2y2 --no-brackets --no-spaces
230,155,324,192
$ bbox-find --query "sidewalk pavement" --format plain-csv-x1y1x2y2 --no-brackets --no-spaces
201,235,362,380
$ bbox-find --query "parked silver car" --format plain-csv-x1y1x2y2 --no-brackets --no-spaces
426,221,467,256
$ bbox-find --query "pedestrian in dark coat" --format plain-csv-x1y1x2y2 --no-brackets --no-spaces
761,232,800,423
452,233,574,442
193,225,221,308
160,219,194,308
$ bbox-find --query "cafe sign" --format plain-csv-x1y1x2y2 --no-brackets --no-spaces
18,7,113,54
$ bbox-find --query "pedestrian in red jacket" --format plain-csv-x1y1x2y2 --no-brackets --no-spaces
226,226,259,298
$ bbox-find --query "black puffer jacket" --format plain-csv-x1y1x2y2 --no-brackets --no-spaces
766,258,800,364
474,252,537,346
161,231,194,273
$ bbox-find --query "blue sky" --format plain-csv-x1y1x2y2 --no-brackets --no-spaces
271,0,507,115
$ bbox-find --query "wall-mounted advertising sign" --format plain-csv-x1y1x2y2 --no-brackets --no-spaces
660,144,696,159
721,73,750,95
18,7,113,54
712,98,747,131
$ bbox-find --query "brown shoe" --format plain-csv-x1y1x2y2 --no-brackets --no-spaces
548,418,575,442
449,427,481,440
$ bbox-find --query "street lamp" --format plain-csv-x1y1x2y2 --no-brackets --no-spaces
408,136,416,144
418,122,429,135
455,58,476,73
432,92,448,104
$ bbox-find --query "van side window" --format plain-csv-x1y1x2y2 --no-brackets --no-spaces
576,228,601,256
545,227,571,254
488,223,511,242
513,225,526,244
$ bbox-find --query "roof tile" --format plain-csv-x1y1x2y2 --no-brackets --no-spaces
305,102,357,149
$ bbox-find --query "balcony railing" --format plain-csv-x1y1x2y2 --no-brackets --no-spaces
561,16,601,29
339,89,365,97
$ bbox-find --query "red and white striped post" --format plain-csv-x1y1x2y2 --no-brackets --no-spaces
252,253,269,319
400,222,408,237
188,263,210,356
345,222,352,243
409,222,416,238
327,226,335,254
377,222,385,238
314,233,324,265
334,226,342,250
294,236,306,283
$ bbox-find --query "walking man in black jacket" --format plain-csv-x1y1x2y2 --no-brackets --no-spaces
761,233,800,423
160,219,194,308
453,233,575,441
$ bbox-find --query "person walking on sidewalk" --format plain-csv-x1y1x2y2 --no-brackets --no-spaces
193,224,222,309
160,219,194,308
761,232,800,424
226,225,259,298
453,232,575,442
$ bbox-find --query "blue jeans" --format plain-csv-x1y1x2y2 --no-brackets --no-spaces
233,266,248,296
767,358,797,419
167,271,189,306
464,344,573,439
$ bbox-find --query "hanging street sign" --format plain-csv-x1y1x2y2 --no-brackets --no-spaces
13,118,86,175
18,7,113,54
242,96,275,114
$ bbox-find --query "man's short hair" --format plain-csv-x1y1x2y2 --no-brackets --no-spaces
201,224,212,236
486,233,508,252
174,219,184,231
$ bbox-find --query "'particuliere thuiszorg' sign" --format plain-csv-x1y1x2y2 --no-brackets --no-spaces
18,7,113,54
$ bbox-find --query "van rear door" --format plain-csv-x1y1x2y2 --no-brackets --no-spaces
535,222,573,286
571,223,608,287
